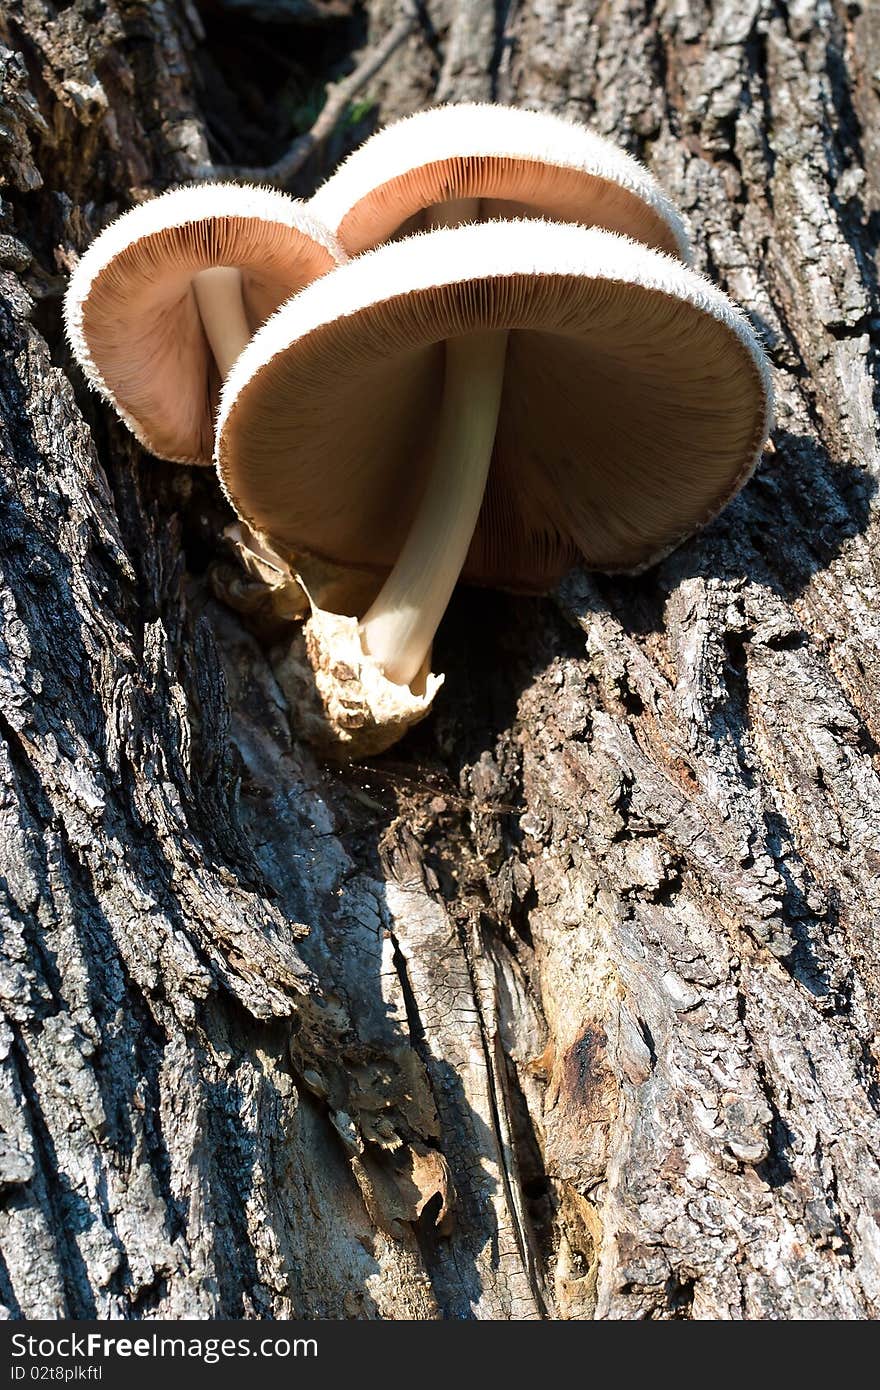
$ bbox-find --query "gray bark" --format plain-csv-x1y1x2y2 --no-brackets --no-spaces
1,0,879,1319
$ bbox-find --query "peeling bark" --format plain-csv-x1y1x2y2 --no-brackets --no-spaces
1,0,879,1320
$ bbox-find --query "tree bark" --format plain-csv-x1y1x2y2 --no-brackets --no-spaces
1,0,879,1320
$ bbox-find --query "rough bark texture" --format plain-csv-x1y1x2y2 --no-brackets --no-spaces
1,0,879,1320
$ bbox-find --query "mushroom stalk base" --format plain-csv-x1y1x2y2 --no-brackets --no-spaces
192,267,251,379
360,328,509,688
274,603,444,759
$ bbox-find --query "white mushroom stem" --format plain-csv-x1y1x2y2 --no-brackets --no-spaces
192,267,251,378
428,196,482,229
360,328,508,688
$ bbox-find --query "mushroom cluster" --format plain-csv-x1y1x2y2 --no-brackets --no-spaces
66,105,773,759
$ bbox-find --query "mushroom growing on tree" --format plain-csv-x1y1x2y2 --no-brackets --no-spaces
64,182,343,465
310,102,691,261
215,217,772,757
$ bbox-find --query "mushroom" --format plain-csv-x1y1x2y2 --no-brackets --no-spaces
216,218,772,756
209,523,382,642
310,102,691,262
209,522,311,641
64,182,343,465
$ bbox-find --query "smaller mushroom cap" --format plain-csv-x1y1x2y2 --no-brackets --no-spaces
216,219,772,592
310,103,690,261
64,183,342,465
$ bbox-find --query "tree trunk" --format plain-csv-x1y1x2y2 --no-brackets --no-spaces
1,0,879,1320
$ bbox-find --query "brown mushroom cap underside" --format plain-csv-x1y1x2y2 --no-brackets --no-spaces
72,197,338,465
217,221,772,597
310,103,691,262
333,157,686,261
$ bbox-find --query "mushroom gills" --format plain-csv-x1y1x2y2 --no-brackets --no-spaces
360,327,508,688
192,266,252,379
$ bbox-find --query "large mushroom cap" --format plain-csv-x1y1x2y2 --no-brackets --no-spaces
310,103,690,261
216,219,772,594
64,183,342,465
